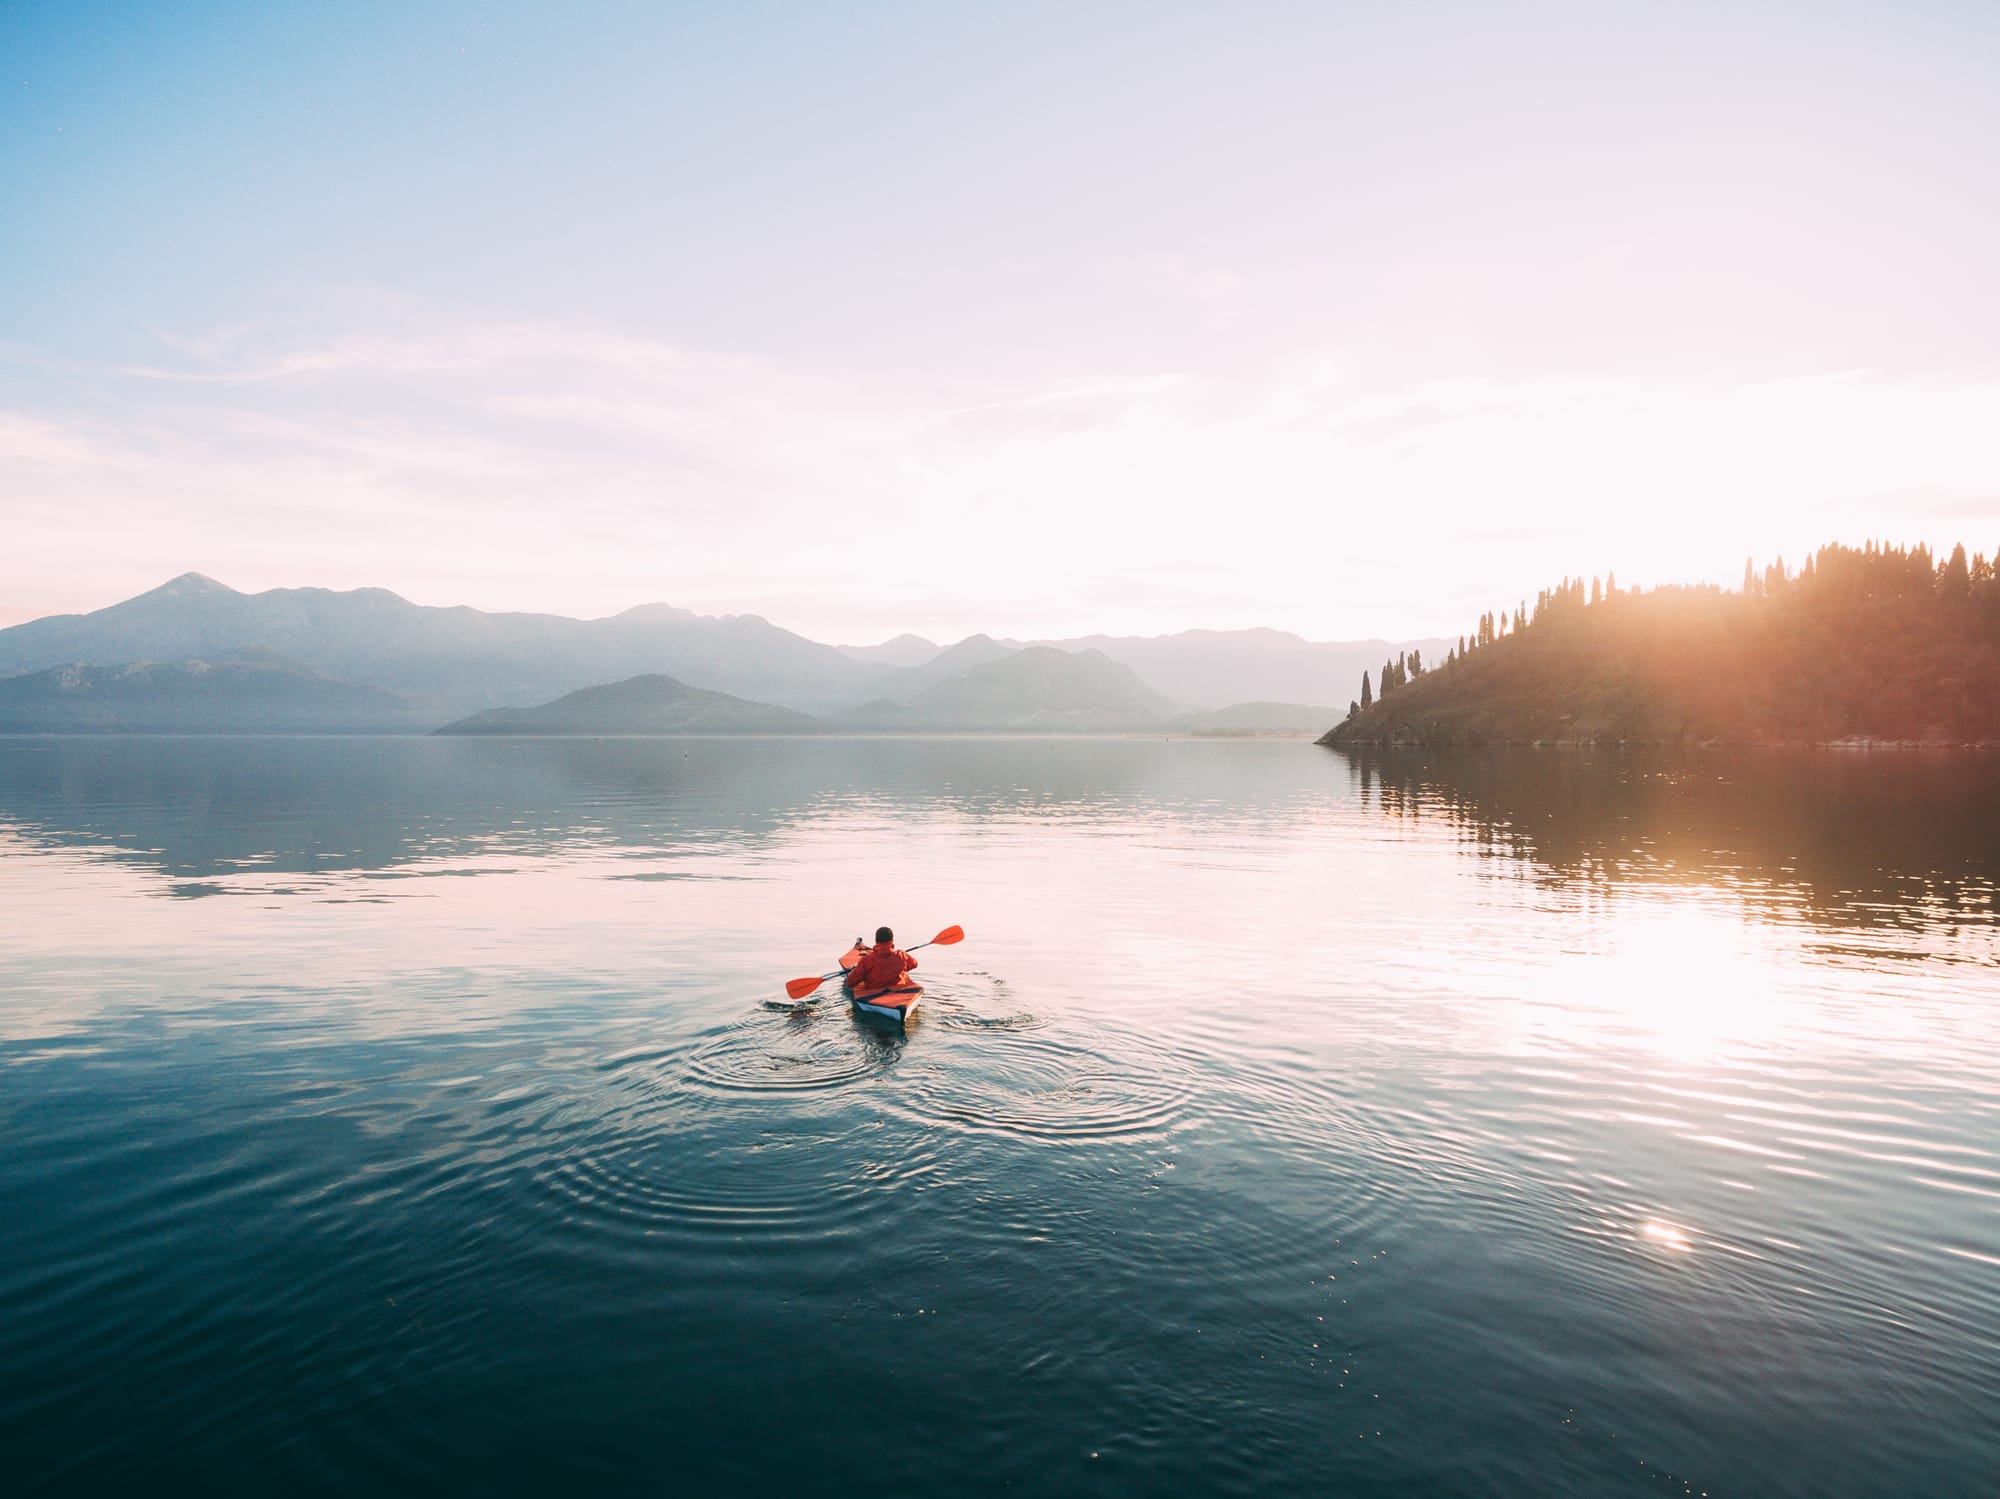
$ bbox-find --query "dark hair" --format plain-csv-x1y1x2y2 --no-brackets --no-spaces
875,926,894,944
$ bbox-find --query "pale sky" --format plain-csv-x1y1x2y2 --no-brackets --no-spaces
3,1,1997,642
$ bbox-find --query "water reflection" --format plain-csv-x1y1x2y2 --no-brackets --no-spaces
0,735,1347,888
10,738,1999,934
1334,745,2000,931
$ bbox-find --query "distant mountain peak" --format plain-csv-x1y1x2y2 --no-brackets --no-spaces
614,602,700,623
927,633,1016,663
835,633,945,669
149,571,238,598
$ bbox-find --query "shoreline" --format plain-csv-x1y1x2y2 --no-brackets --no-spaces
1321,733,2000,750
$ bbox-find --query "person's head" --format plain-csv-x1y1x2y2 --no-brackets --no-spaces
875,926,894,945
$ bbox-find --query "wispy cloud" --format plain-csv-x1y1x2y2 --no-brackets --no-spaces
5,320,1999,641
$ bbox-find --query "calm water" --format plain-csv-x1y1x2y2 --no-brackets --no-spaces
2,736,1996,1497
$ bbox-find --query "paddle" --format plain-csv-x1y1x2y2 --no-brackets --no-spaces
783,925,963,1001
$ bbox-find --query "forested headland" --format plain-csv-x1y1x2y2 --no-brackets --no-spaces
1321,542,2000,747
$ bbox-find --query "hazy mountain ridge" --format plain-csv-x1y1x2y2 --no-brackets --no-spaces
863,634,1022,702
835,634,941,669
0,574,1449,734
1030,628,1455,710
838,628,1446,714
1167,701,1346,736
445,663,1334,737
0,573,890,718
0,650,429,733
434,674,817,735
837,647,1178,731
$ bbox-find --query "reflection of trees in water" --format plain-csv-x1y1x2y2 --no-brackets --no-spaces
1336,746,2000,932
0,736,1348,882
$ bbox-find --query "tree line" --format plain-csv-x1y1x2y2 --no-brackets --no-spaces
1346,540,2000,723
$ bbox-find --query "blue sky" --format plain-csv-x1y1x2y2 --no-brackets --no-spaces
4,1,1998,640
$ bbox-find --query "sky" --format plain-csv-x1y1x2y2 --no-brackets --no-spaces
3,0,1998,644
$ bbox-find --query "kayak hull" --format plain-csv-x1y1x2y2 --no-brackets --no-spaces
848,987,922,1024
838,943,922,1026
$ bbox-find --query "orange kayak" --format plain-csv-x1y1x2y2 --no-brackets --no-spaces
838,942,922,1024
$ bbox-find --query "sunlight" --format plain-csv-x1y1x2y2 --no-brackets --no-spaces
1641,1220,1694,1253
1527,896,1796,1064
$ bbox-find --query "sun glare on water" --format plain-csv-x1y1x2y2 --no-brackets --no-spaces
1491,893,1802,1065
1641,1220,1695,1253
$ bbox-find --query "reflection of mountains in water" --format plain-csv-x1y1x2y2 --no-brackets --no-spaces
0,736,1348,883
1333,745,2000,929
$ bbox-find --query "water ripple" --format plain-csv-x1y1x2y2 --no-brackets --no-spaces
528,1121,920,1244
683,1015,903,1095
894,1025,1190,1142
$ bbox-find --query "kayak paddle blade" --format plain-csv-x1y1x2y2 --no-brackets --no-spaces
930,925,964,946
784,975,826,1000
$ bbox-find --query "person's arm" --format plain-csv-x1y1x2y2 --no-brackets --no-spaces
902,949,918,971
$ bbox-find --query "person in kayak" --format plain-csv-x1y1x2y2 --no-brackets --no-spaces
848,926,918,993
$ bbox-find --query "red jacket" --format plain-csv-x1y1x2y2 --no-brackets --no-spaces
850,941,917,991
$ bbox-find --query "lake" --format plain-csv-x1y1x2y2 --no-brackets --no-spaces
1,735,1995,1496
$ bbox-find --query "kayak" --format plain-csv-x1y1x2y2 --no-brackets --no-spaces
838,942,922,1025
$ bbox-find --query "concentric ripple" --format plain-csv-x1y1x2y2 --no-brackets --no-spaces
926,973,1049,1032
529,1120,930,1245
683,1014,902,1095
508,1018,937,1247
896,1025,1191,1142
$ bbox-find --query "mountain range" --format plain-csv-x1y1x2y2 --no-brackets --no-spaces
837,647,1177,732
0,572,882,718
0,574,1446,736
0,650,431,734
838,626,1446,710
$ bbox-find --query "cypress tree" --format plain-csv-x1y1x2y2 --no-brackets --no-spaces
1942,542,1972,602
1360,671,1372,710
